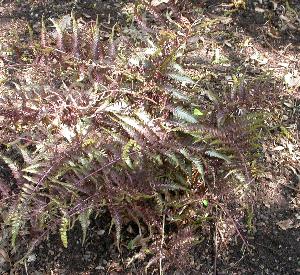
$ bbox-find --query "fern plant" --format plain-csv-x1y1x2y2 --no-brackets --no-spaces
0,0,263,272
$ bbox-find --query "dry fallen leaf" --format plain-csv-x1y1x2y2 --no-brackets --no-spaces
0,248,10,263
277,219,294,230
151,0,170,6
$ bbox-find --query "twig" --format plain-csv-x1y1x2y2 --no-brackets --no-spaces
24,261,29,275
277,181,300,192
217,203,249,249
160,214,166,275
213,206,218,275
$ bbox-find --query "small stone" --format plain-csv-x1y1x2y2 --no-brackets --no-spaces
95,265,104,270
282,115,289,120
127,225,133,234
27,254,36,263
97,230,105,236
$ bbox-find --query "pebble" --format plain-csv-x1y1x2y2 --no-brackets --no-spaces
27,254,36,263
95,265,105,270
97,230,105,236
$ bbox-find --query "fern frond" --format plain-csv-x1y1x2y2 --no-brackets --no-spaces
41,16,47,48
0,153,21,180
167,72,195,86
190,157,205,182
112,210,122,252
71,12,80,58
22,175,37,184
109,24,117,61
205,150,232,163
20,182,36,202
179,148,205,181
165,86,191,102
22,163,45,174
116,115,158,144
153,179,188,192
78,208,92,245
91,15,101,61
10,211,22,248
135,109,152,124
50,18,65,51
173,106,197,124
122,139,140,169
165,152,180,167
225,169,246,183
59,216,69,248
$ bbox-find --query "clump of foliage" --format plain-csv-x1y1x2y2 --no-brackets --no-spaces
0,0,263,272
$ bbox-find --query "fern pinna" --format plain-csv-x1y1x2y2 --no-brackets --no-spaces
0,1,262,271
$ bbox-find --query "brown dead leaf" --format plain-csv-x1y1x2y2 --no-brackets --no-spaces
277,219,294,230
0,248,10,263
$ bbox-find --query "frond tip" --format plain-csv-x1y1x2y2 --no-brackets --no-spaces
10,212,22,248
173,106,198,124
78,208,92,245
60,216,69,248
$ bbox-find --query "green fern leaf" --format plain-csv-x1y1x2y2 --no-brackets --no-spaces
60,217,69,248
10,212,22,248
190,157,205,181
116,115,142,130
50,18,65,51
205,150,231,163
22,163,44,174
167,72,195,86
173,107,197,124
165,152,180,167
180,148,205,181
122,139,140,169
20,183,35,202
22,175,38,184
165,86,190,102
135,109,152,124
225,169,246,183
78,208,92,245
0,153,21,180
